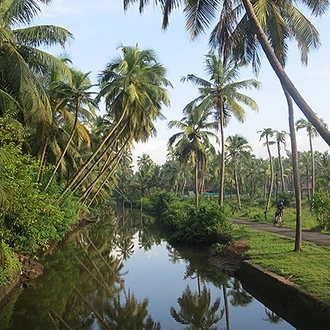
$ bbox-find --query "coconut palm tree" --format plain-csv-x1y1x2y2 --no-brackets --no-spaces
298,151,312,201
123,0,330,145
225,134,252,208
44,70,98,190
168,104,219,207
258,128,275,216
0,0,73,127
296,117,327,209
274,130,288,192
60,44,172,199
181,51,260,205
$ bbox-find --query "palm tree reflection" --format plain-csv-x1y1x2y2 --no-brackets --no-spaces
171,284,223,329
263,307,282,324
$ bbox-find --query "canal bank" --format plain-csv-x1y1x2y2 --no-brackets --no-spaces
1,215,330,329
238,261,330,330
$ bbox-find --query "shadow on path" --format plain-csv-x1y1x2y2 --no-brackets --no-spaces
232,218,330,247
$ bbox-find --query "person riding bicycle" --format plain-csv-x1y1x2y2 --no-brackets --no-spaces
274,201,285,226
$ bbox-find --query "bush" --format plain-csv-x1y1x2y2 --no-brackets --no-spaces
141,188,179,217
0,241,21,287
0,118,82,255
313,192,330,231
162,199,232,244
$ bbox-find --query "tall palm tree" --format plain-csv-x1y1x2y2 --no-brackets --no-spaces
44,70,98,190
0,0,73,125
168,104,219,207
296,117,327,209
123,0,330,145
298,151,312,201
258,128,275,216
225,134,252,208
181,51,260,205
61,44,171,199
274,130,288,192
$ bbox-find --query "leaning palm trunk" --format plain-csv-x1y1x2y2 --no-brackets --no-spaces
283,87,302,251
86,148,125,207
80,141,127,204
71,122,126,195
241,0,330,146
45,103,79,191
60,105,128,198
79,152,114,203
37,137,48,183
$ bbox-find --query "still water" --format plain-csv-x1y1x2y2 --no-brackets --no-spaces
0,209,296,329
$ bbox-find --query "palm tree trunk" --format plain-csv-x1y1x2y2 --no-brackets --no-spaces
81,141,127,205
218,103,225,205
306,166,310,202
195,157,199,207
45,102,79,191
283,88,302,251
234,166,241,208
86,155,122,208
71,119,127,196
37,137,48,183
278,143,285,191
309,134,315,210
241,0,330,146
265,141,274,215
79,152,114,203
60,105,128,198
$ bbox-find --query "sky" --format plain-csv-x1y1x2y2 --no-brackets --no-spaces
36,0,330,168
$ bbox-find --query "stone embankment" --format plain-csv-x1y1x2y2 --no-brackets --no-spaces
231,218,330,329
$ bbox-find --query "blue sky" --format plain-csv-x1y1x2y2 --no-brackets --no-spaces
36,1,330,166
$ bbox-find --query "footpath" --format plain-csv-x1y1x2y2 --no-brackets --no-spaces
232,218,330,247
230,218,330,329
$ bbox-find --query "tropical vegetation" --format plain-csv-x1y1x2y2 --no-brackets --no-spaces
1,1,330,313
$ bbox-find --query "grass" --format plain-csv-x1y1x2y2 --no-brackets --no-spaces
233,204,329,232
232,224,330,305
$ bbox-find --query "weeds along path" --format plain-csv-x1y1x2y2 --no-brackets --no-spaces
232,218,330,248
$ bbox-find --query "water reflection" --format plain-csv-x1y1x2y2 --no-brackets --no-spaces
0,209,295,330
170,285,223,329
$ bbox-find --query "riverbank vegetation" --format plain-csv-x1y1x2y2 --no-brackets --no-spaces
231,224,330,305
1,0,330,310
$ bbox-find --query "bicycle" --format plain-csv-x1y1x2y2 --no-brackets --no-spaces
273,211,283,227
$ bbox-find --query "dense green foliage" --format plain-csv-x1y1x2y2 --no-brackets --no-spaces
0,118,82,286
142,190,233,244
313,192,330,231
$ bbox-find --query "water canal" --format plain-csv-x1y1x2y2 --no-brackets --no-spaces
0,209,298,329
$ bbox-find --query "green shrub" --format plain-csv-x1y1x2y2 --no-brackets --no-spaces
0,241,21,287
142,188,179,217
162,199,232,244
0,118,82,256
313,192,330,230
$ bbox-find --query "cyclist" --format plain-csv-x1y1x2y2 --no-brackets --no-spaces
273,201,284,226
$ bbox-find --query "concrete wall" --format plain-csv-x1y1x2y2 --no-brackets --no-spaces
0,274,20,303
238,261,330,330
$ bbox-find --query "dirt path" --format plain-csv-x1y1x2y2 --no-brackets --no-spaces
232,218,330,247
